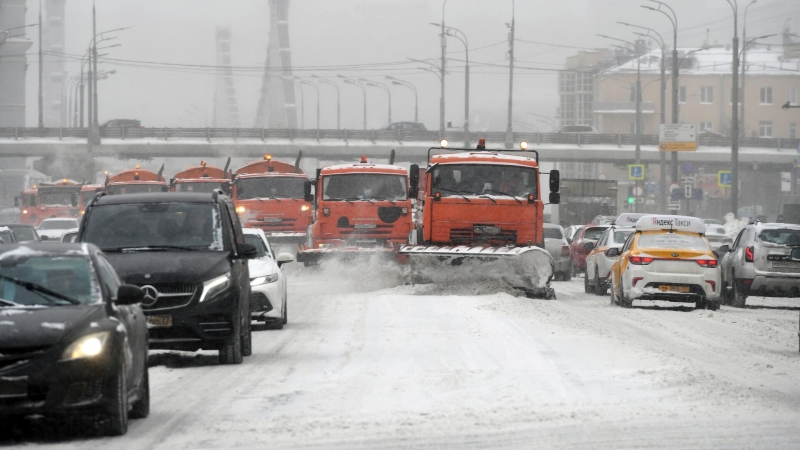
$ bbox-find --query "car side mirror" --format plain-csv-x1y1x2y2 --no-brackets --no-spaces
304,180,314,202
583,242,594,252
40,235,48,241
549,169,560,193
548,192,560,204
409,164,420,198
605,247,620,257
717,245,729,255
237,243,258,259
116,284,145,305
792,247,800,261
276,252,294,268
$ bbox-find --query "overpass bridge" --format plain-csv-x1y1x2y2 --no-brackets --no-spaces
1,127,798,167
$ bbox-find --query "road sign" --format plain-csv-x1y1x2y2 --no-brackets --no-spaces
646,183,656,196
684,184,693,199
634,186,644,196
718,170,732,187
681,162,695,175
681,176,696,184
659,124,697,151
781,172,792,192
628,164,645,180
668,201,681,210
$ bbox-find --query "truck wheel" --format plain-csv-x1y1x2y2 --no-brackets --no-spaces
731,279,748,308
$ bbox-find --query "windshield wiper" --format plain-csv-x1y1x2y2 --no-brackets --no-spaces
483,189,523,204
269,193,298,202
0,298,25,307
0,274,80,305
104,245,198,252
372,197,398,205
434,187,471,202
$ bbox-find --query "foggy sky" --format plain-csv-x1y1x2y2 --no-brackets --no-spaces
22,0,799,131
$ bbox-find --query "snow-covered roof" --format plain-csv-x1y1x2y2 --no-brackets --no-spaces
603,47,800,76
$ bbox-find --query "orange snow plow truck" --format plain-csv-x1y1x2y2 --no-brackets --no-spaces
232,153,312,246
170,158,232,193
105,164,168,194
296,152,416,266
400,139,561,298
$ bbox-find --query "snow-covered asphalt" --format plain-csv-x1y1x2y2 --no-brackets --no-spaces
9,266,800,449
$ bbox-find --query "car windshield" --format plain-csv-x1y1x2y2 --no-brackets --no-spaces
544,227,563,239
243,234,269,258
0,230,12,244
174,182,228,193
82,203,224,251
613,230,634,244
39,191,74,206
637,234,709,250
758,228,800,246
108,184,167,195
39,219,78,230
431,164,537,198
323,174,408,201
0,255,101,306
9,226,35,241
236,176,305,200
583,227,608,240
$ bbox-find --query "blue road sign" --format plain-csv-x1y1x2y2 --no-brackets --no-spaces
628,164,644,180
681,162,695,175
718,170,732,187
646,183,656,196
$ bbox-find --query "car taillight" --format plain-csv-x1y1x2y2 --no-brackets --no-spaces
745,246,754,263
696,259,718,268
561,245,570,257
630,255,654,265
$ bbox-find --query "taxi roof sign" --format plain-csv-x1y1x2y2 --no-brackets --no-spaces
635,215,706,234
615,213,645,226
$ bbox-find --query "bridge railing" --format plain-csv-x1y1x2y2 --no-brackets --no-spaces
1,127,798,151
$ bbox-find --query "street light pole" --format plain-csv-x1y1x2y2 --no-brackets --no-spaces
339,76,367,130
439,0,448,136
504,0,516,148
312,75,340,129
38,0,43,128
300,80,320,130
724,0,740,217
740,0,757,140
291,78,305,129
363,79,391,124
386,76,418,122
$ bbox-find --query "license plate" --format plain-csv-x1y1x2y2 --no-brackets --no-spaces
659,285,690,293
0,378,27,398
474,225,501,235
772,261,800,268
354,223,377,229
263,217,282,223
146,315,172,327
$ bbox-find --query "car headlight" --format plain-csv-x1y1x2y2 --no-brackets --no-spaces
251,273,279,286
199,272,231,302
60,331,111,361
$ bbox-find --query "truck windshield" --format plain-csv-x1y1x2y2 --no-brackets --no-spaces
322,174,407,201
82,203,224,251
431,164,537,198
81,191,101,206
39,191,75,206
237,177,305,200
174,182,227,193
108,184,167,195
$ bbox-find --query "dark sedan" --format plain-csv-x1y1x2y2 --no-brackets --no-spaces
0,243,149,436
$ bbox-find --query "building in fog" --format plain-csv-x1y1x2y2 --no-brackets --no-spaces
557,49,614,129
595,43,800,139
42,0,66,127
0,0,33,127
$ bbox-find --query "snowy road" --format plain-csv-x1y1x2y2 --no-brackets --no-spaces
8,266,800,449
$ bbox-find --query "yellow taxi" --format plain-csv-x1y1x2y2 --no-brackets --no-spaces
584,213,642,295
609,215,721,310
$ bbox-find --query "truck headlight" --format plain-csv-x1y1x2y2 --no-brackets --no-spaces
60,331,111,361
251,273,279,286
236,206,246,214
199,272,231,302
301,204,310,212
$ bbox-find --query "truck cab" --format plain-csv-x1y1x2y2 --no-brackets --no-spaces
171,160,232,194
19,179,82,226
106,165,169,195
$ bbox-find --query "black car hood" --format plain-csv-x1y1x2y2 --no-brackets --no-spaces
0,304,103,349
104,251,230,285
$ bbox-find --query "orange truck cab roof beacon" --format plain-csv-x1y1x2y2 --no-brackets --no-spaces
296,156,415,266
231,154,312,246
106,165,169,195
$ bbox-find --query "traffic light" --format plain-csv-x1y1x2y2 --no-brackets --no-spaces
627,186,635,209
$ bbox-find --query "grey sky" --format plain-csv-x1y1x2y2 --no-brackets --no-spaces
24,0,799,130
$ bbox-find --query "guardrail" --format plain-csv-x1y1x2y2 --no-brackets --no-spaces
1,127,798,151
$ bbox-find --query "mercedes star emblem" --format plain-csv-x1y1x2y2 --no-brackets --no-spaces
140,285,159,307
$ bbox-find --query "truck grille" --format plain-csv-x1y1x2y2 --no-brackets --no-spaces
450,227,517,245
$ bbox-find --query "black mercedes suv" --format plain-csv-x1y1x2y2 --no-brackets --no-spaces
78,191,256,364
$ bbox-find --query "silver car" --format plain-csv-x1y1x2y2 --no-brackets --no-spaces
719,221,800,307
705,224,733,252
544,223,572,281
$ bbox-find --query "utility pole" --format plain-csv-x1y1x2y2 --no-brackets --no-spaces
439,0,448,136
740,1,757,143
313,75,340,129
38,1,43,128
726,0,740,217
91,2,100,143
504,0,516,148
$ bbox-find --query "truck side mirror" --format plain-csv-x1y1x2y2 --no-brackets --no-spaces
304,179,314,202
549,192,560,204
409,164,419,198
550,170,560,193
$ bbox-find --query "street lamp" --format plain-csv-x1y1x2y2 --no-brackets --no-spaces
312,75,340,129
386,76,418,122
362,79,391,125
338,75,367,130
438,0,449,135
431,22,470,145
299,79,320,131
740,0,759,136
288,77,306,129
723,0,741,217
504,0,517,149
642,0,680,190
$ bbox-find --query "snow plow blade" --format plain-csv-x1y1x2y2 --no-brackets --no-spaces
297,246,399,266
399,245,556,299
